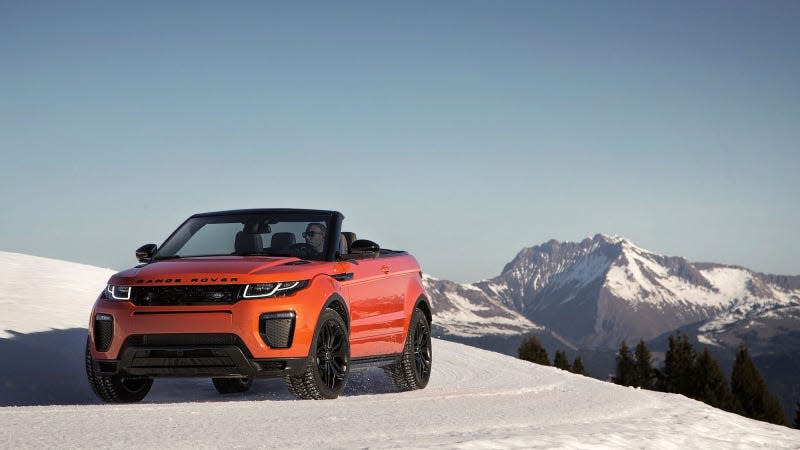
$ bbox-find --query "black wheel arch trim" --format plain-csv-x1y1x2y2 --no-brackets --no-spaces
414,295,432,324
322,293,350,331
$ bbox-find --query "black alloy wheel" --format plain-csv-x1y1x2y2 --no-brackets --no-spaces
412,316,432,381
316,319,348,390
284,308,350,400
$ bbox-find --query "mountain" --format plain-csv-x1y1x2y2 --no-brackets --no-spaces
1,251,798,447
421,274,541,338
424,234,800,419
428,234,800,349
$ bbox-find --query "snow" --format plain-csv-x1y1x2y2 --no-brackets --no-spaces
545,252,612,304
603,244,789,309
0,252,114,338
698,268,800,338
423,277,540,337
2,252,799,448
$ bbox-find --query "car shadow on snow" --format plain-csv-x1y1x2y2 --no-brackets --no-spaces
0,328,400,407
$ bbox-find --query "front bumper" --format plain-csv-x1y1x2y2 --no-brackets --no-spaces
88,280,338,375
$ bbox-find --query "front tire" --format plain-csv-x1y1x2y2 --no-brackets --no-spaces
285,308,350,399
385,308,432,390
85,337,153,403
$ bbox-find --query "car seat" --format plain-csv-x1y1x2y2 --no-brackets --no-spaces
270,232,296,253
234,232,263,254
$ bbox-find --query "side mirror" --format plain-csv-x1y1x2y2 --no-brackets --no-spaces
349,239,380,256
136,243,158,263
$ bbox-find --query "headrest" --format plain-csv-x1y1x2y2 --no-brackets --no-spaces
271,232,295,249
234,232,263,254
341,232,356,249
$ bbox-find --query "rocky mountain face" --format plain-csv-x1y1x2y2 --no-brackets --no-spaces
428,234,800,350
421,275,541,338
424,234,800,419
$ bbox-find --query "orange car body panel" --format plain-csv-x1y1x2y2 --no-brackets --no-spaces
89,254,427,363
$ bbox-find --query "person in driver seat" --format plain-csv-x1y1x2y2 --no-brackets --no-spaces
302,223,326,258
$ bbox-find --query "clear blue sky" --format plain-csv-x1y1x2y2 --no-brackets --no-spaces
1,1,798,283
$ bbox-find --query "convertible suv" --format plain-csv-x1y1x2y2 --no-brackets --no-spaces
86,209,432,402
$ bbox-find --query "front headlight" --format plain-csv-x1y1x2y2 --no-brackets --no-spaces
105,285,132,301
242,281,309,299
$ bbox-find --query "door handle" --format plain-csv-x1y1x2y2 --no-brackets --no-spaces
331,273,354,281
380,265,390,274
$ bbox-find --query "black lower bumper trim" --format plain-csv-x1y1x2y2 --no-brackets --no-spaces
95,345,306,378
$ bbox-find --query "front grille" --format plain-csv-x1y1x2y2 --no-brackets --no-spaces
94,317,114,352
130,285,244,306
129,348,237,369
254,360,287,371
122,333,252,357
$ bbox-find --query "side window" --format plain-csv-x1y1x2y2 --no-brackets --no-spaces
177,223,242,256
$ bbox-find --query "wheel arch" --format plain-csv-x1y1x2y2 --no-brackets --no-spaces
322,293,350,331
414,295,432,325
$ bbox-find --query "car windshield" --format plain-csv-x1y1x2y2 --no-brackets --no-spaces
155,212,332,261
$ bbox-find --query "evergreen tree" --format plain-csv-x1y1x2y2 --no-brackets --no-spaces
693,348,736,411
570,356,586,376
553,350,570,370
518,335,549,365
614,340,636,386
762,394,787,427
794,400,800,429
662,334,696,396
633,339,654,389
731,345,787,426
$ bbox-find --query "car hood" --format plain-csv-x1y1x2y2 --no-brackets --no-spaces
109,256,319,285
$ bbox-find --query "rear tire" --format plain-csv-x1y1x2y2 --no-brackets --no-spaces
85,337,153,403
212,377,253,394
285,308,350,399
385,308,432,391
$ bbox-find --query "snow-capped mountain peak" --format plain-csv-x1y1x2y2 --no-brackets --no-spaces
427,235,800,350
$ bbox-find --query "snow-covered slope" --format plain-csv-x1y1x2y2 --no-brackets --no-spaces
0,252,114,338
1,252,798,447
3,340,800,448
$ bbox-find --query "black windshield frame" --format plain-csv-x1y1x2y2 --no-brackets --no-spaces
154,209,344,262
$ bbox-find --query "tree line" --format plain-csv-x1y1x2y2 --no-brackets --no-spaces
517,333,798,428
517,335,585,375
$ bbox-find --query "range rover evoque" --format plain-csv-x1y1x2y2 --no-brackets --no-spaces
86,209,432,402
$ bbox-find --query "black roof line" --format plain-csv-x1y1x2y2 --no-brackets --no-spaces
191,208,342,218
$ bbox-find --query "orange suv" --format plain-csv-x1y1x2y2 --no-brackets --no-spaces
86,209,432,402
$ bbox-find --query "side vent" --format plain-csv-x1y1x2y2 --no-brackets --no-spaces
259,312,296,348
94,314,114,352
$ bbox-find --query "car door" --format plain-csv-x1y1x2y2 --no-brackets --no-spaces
335,257,406,358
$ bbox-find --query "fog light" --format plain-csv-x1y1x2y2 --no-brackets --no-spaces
96,313,113,321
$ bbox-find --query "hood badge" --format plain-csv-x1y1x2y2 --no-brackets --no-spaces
134,277,239,284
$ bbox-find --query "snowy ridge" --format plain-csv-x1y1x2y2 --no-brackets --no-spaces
604,241,727,307
0,251,114,338
423,274,541,337
698,267,800,343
